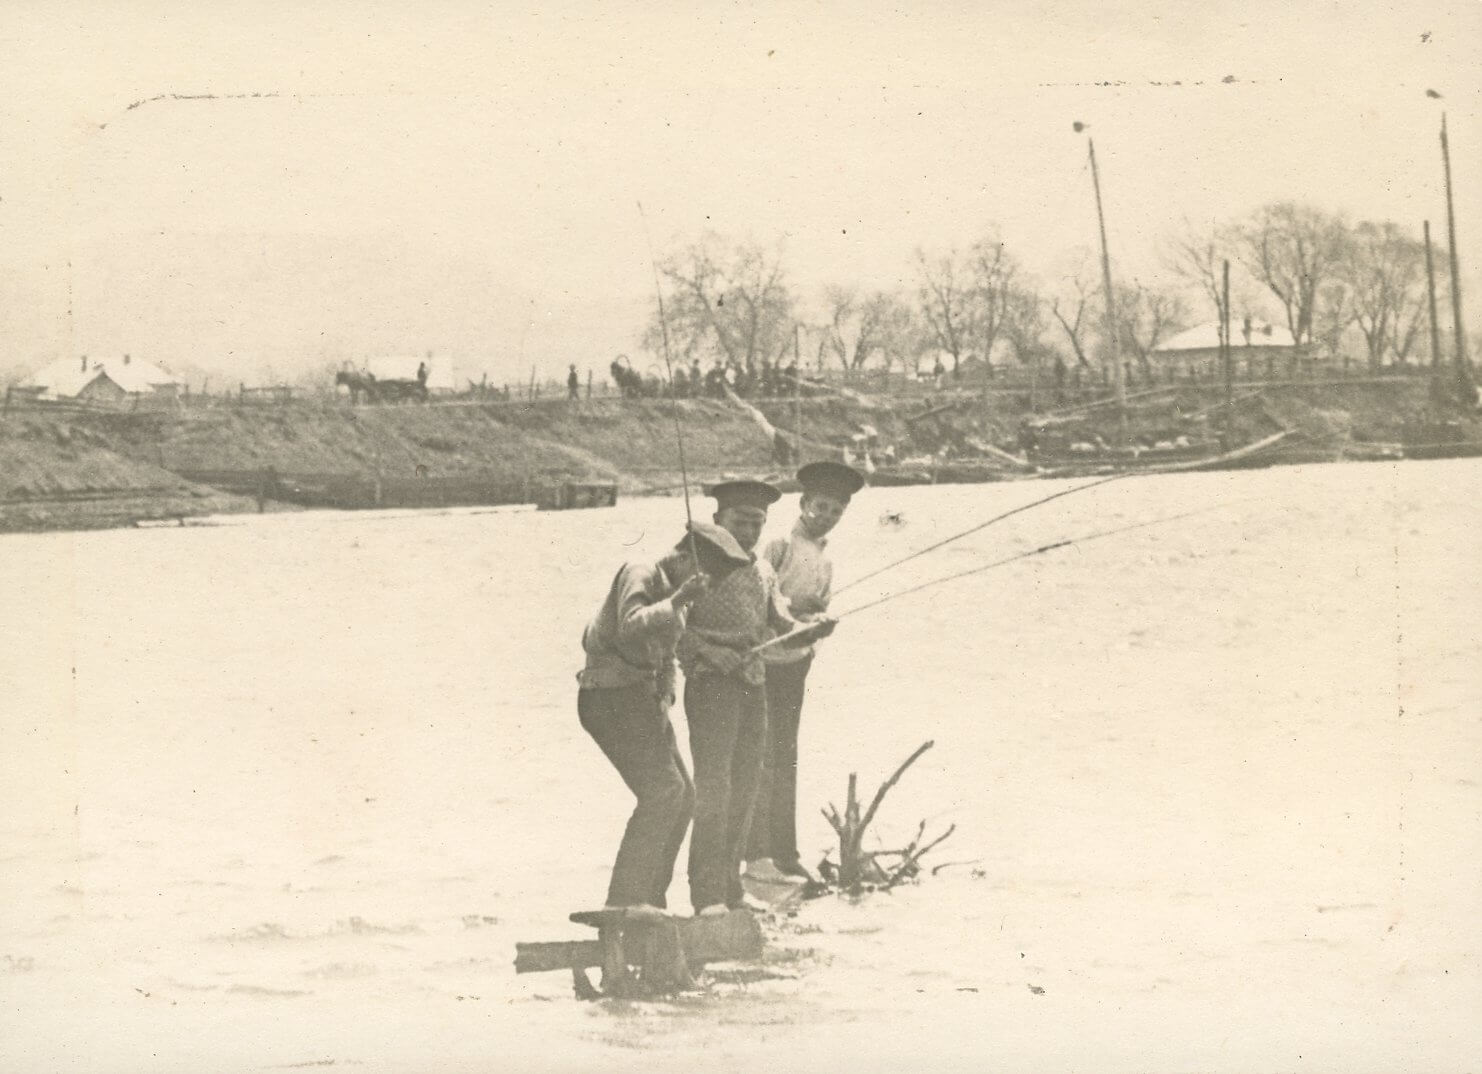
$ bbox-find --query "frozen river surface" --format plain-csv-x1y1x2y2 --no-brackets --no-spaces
2,460,1479,1072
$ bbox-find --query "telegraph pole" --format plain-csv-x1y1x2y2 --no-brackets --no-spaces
794,322,804,461
1086,133,1126,442
1221,259,1233,443
1440,114,1473,398
1423,220,1442,375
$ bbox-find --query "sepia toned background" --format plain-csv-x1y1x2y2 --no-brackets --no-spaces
2,3,1479,1072
0,2,1478,388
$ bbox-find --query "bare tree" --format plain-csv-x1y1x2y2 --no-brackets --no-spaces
823,287,915,372
1391,258,1444,367
915,248,973,376
1003,285,1049,364
822,285,861,371
1235,202,1348,348
1314,280,1354,368
1114,279,1190,375
968,237,1021,378
1165,222,1233,330
1339,221,1427,370
1050,270,1097,370
646,233,794,372
873,293,919,374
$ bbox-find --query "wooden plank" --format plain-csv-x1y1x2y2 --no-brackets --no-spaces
515,939,602,974
514,910,763,975
569,908,675,928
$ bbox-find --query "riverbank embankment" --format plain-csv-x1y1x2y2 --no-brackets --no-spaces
1,377,1476,532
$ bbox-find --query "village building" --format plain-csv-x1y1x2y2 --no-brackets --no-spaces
1151,319,1302,380
20,354,182,405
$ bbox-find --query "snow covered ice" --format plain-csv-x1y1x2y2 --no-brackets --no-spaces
2,460,1479,1072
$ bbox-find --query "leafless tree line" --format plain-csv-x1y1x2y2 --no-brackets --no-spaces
645,206,1460,383
1169,203,1452,370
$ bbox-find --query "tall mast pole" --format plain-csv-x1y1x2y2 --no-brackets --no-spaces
1423,220,1442,375
1221,259,1232,441
1088,135,1126,442
1440,114,1473,397
794,322,804,462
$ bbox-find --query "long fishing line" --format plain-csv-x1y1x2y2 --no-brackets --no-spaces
835,472,1134,596
753,501,1234,655
838,503,1226,618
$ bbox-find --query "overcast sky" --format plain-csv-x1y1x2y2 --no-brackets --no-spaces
1,1,1478,385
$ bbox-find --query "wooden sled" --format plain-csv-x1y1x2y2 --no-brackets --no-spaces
514,908,764,999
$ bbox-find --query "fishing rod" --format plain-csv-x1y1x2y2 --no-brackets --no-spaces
751,502,1231,655
638,200,701,568
834,471,1134,597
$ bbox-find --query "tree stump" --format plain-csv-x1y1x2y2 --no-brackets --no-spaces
821,740,955,891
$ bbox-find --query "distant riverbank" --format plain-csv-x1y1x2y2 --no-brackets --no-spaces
3,376,1477,533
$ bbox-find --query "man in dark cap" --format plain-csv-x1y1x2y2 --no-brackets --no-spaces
677,479,829,915
747,461,863,884
576,521,751,919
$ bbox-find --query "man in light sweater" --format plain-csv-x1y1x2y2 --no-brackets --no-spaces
577,521,750,919
747,461,864,883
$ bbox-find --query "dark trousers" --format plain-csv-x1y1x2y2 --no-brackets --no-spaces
578,684,695,909
746,656,813,868
684,674,768,910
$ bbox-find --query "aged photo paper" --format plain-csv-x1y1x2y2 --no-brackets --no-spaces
2,3,1479,1071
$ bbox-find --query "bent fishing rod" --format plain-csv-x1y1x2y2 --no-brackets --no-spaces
833,471,1135,597
638,200,701,569
751,502,1232,655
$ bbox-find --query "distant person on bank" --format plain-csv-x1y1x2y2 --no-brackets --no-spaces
677,480,834,916
746,461,864,884
576,521,750,920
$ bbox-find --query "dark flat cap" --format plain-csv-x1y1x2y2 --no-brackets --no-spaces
797,461,865,500
678,520,751,567
705,479,781,511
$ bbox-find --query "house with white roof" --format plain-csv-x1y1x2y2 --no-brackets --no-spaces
23,355,182,404
1151,318,1302,378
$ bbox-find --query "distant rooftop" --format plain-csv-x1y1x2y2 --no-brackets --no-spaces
24,355,180,397
1155,320,1296,353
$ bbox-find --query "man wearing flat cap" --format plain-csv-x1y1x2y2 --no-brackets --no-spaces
747,461,861,884
576,521,751,919
677,479,828,916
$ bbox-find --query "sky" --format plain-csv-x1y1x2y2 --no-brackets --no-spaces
1,1,1478,386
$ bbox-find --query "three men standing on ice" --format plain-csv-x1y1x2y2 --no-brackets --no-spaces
577,463,861,918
